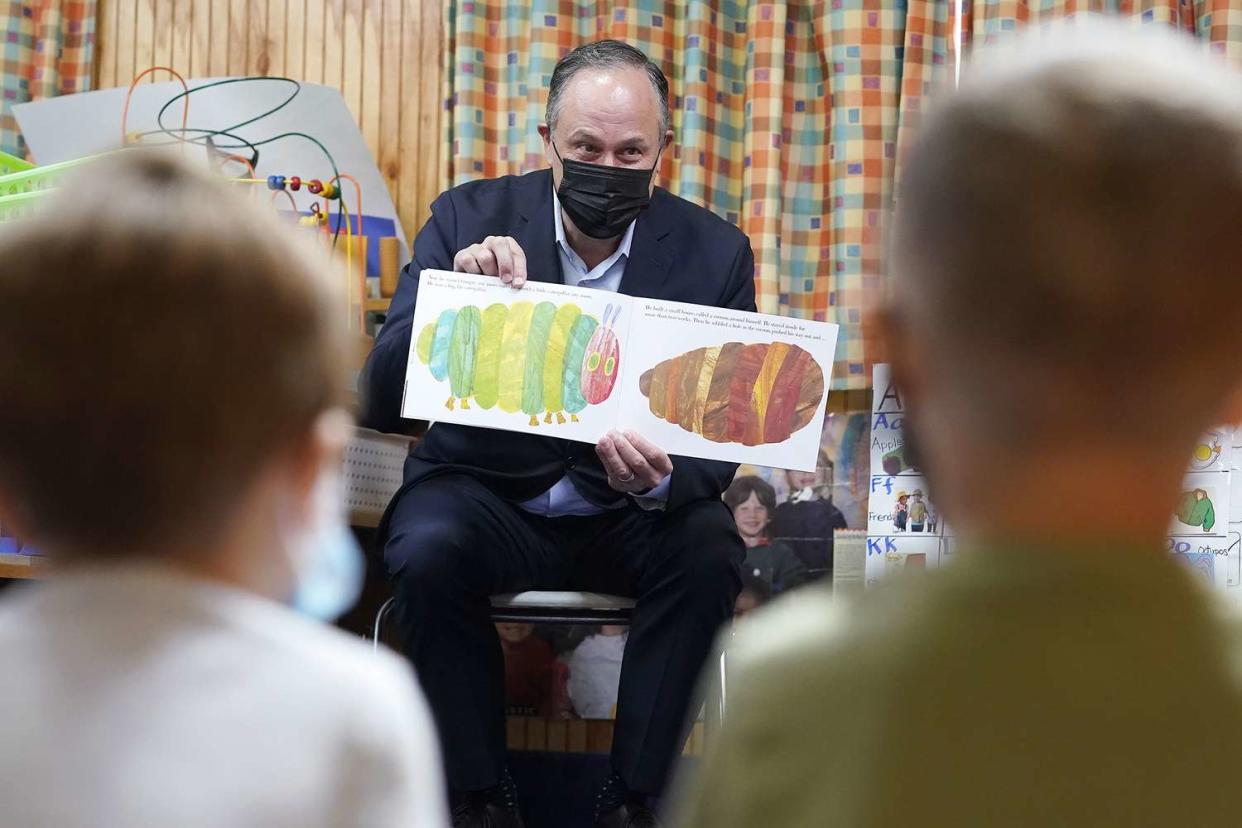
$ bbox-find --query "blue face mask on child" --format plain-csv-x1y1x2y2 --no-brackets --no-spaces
281,472,365,622
290,521,365,621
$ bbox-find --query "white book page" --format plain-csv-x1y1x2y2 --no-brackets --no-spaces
615,298,839,471
401,270,631,443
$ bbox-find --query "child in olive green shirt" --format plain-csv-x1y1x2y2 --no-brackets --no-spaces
677,23,1242,828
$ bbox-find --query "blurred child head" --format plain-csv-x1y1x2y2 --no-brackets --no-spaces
877,22,1242,536
784,470,818,492
724,476,777,545
784,454,833,499
0,151,349,592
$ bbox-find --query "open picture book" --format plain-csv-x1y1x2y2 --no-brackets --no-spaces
401,270,840,471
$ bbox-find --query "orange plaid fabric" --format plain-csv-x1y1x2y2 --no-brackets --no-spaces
0,1,96,157
441,0,1239,391
960,0,1242,66
442,0,951,390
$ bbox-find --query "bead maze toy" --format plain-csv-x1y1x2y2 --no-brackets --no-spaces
3,67,396,336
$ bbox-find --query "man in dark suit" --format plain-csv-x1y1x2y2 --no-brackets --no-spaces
363,39,752,828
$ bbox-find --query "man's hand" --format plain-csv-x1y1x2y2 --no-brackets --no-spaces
453,235,528,288
596,430,674,494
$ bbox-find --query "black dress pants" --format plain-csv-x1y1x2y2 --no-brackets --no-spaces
382,473,743,795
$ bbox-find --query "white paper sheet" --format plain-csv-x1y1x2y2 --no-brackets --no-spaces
13,78,407,258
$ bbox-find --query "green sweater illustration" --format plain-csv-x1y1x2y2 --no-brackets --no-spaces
1177,490,1215,532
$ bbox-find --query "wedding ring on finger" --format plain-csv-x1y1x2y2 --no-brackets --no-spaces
617,471,636,483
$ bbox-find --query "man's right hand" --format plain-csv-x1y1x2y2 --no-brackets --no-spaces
452,235,528,288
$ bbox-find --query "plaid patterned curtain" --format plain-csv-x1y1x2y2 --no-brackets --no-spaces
0,1,96,157
961,0,1242,63
443,0,952,391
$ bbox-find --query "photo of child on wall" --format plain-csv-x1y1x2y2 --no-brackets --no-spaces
729,410,866,586
724,476,810,596
769,458,850,579
908,489,928,533
893,491,909,532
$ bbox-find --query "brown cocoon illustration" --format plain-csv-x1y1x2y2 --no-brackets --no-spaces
638,342,824,446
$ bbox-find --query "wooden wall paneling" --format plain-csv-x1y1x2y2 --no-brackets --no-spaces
303,0,324,84
396,0,424,240
377,0,402,203
228,0,248,73
267,0,286,77
285,0,306,80
342,2,363,130
113,0,137,90
359,0,381,162
208,0,229,75
545,719,567,752
322,1,345,97
189,0,212,79
135,0,155,80
95,0,117,88
96,0,446,245
524,718,547,751
247,0,271,76
169,0,193,79
506,716,526,750
416,0,441,234
566,719,587,752
586,721,614,753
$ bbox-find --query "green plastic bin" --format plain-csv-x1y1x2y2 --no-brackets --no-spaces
0,154,95,198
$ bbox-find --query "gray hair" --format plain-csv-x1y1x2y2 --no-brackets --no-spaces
546,39,670,138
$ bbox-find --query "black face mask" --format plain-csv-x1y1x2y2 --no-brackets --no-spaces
552,142,660,240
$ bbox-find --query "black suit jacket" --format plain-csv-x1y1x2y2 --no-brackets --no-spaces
362,168,757,513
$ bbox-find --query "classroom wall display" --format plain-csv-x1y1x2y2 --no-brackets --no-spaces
1229,430,1242,590
1164,427,1237,591
866,364,952,586
867,366,1242,594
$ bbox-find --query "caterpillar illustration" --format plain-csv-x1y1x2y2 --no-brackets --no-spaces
417,301,621,426
638,342,824,446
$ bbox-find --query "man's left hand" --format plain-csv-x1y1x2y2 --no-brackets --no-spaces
596,430,673,493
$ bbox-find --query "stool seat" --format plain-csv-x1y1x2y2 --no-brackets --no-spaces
489,591,636,625
490,591,635,611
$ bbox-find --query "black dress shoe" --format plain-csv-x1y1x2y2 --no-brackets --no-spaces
450,796,525,828
593,800,663,828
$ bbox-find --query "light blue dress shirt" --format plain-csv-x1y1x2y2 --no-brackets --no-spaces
517,189,672,517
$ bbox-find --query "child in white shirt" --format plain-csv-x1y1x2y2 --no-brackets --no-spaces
0,152,448,828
